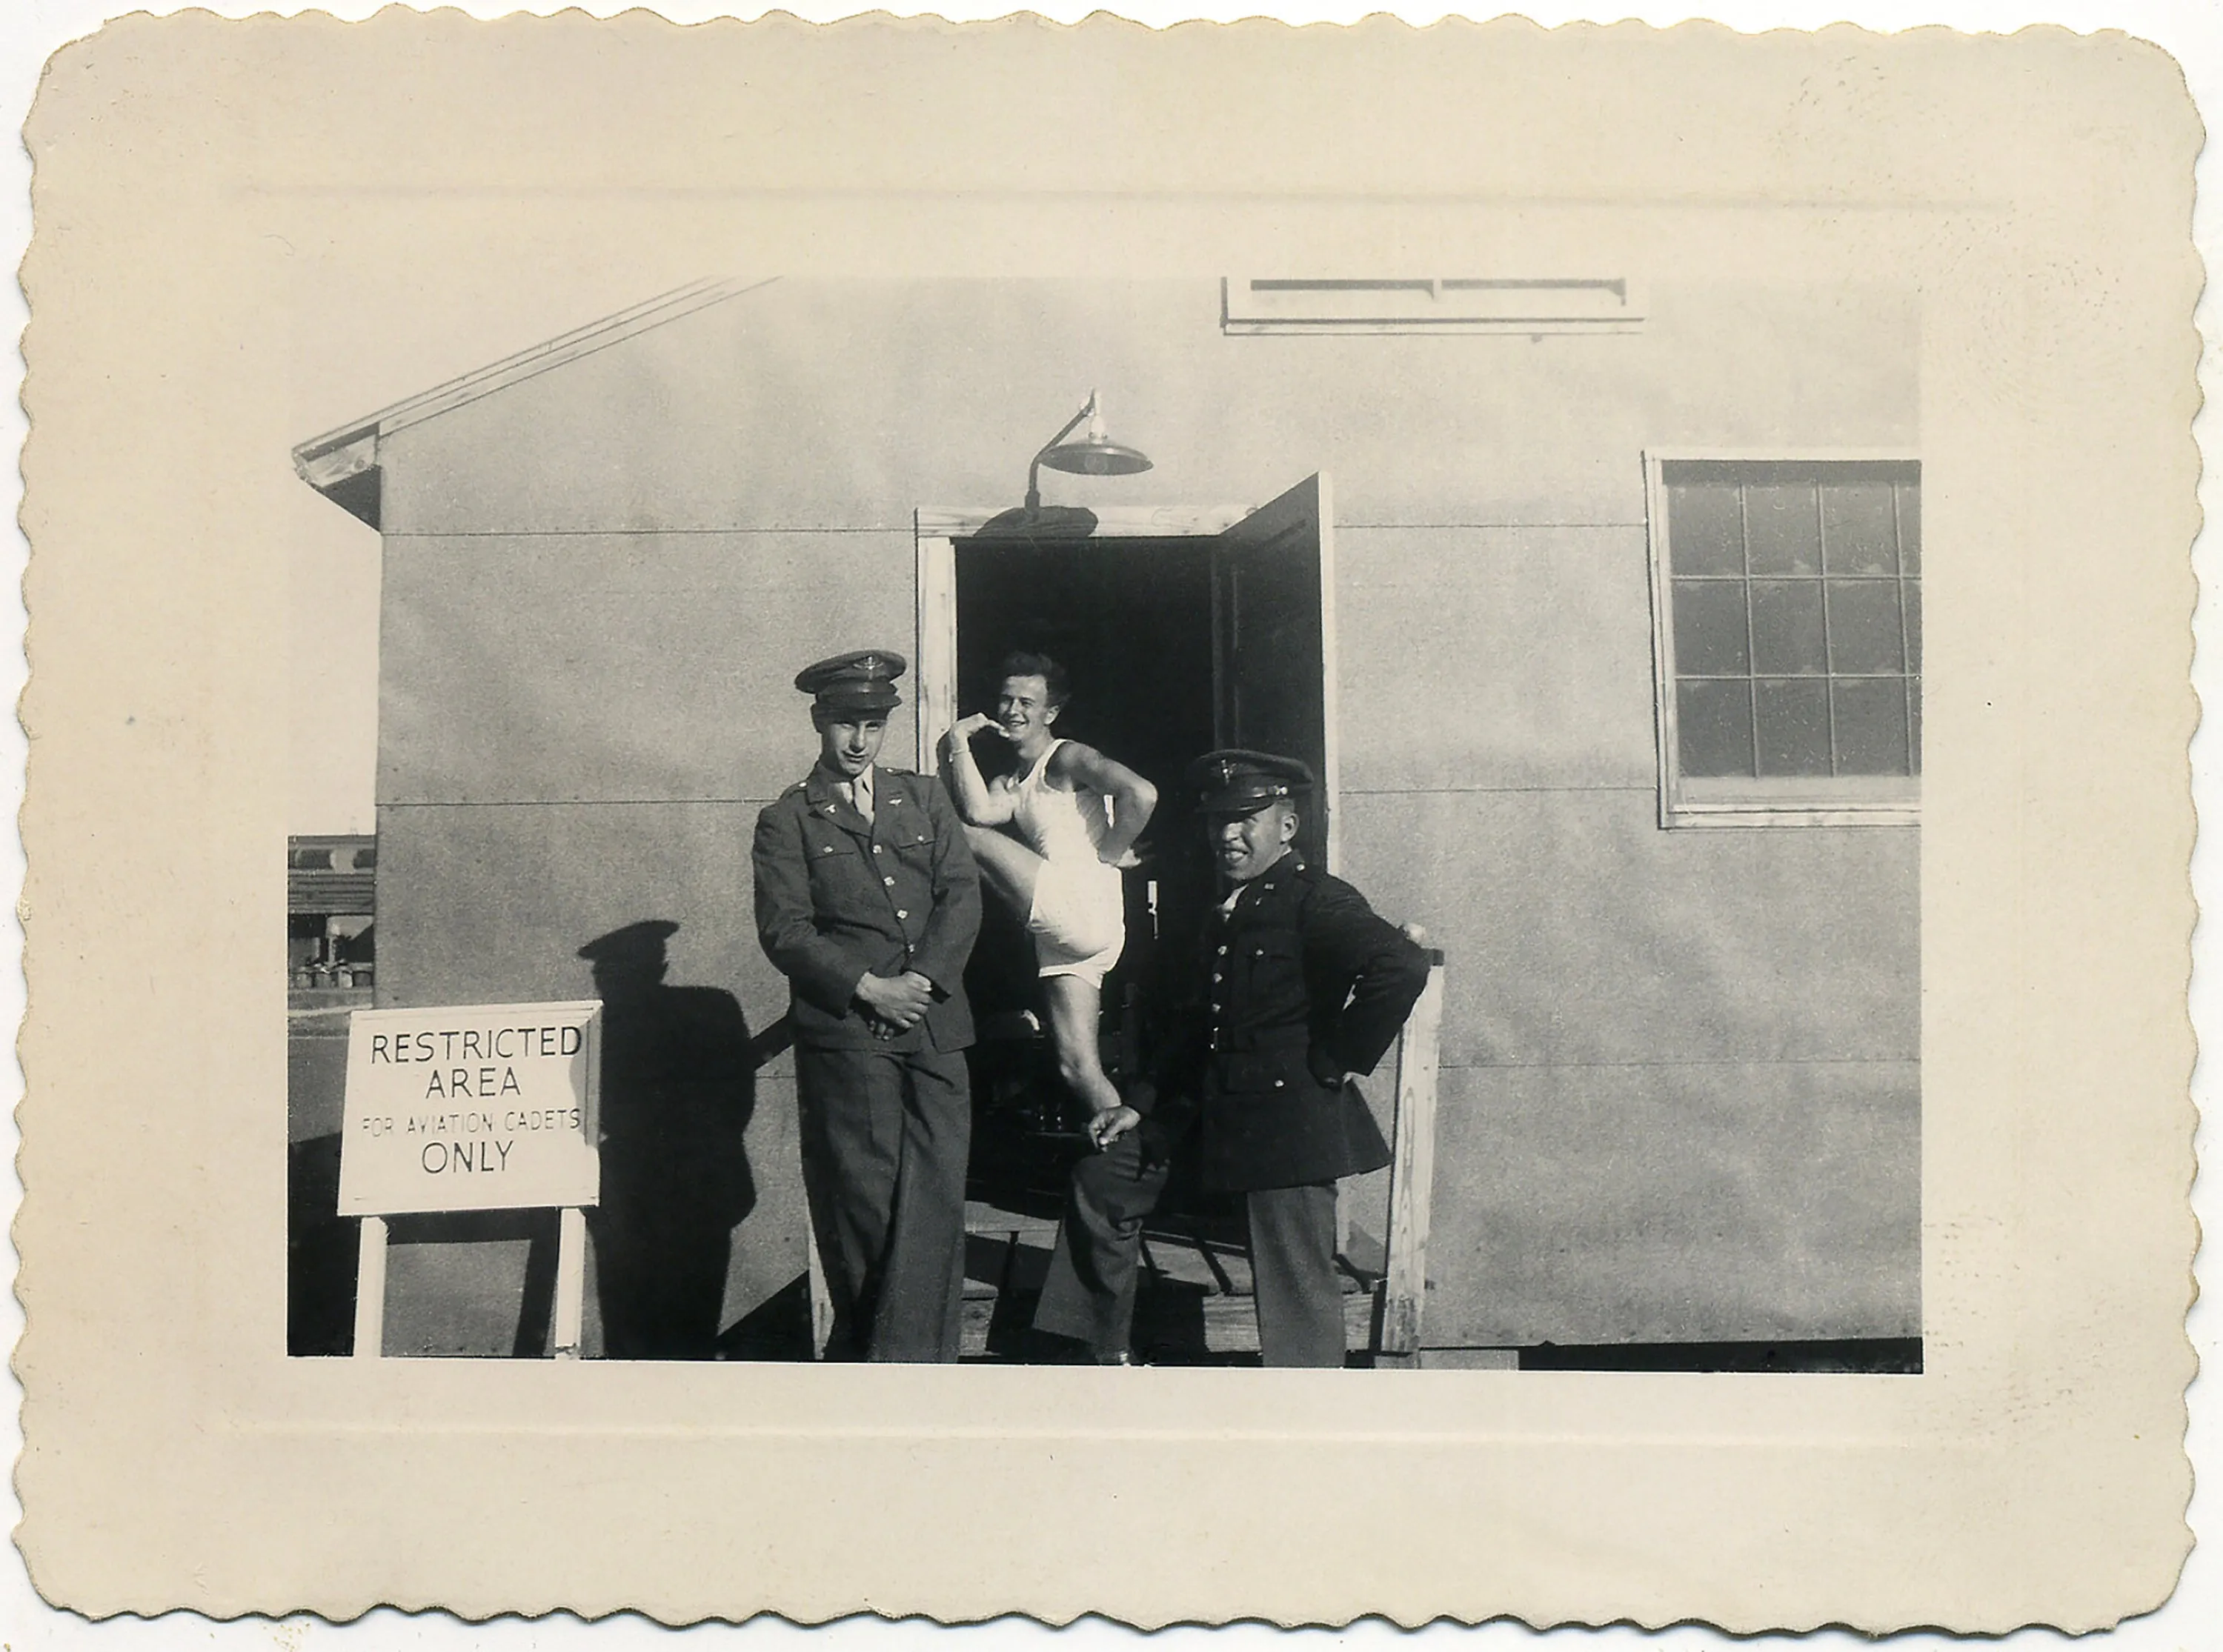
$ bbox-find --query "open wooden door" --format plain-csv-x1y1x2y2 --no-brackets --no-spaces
1211,473,1339,869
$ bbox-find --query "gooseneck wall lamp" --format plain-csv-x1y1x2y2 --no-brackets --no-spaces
975,390,1154,539
1023,389,1154,510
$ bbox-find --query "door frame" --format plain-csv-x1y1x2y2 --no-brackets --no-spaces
912,482,1343,870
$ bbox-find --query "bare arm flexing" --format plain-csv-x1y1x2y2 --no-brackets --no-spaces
939,713,1020,826
1047,740,1159,865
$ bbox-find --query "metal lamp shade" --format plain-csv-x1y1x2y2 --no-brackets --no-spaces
1037,438,1153,477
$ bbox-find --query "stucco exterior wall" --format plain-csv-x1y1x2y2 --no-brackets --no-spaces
368,522,913,1353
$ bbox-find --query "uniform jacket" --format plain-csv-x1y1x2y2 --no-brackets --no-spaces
753,766,981,1053
1150,854,1429,1193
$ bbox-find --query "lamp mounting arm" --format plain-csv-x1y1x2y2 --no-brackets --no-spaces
1023,391,1100,512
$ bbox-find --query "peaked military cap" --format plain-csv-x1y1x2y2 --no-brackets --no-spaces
1187,748,1315,816
794,648,906,715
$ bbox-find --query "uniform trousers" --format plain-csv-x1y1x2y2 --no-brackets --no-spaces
1245,1180,1346,1368
794,1042,971,1362
1034,1132,1171,1356
1037,1159,1346,1368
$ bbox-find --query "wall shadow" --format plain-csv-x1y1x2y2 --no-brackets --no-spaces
576,920,758,1360
287,1132,356,1355
715,1272,814,1361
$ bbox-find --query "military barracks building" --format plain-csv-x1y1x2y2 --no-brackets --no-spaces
294,276,1920,1362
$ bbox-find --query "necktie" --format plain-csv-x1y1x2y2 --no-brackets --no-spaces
848,768,874,825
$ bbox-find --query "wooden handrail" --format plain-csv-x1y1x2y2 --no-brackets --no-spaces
1378,953,1448,1359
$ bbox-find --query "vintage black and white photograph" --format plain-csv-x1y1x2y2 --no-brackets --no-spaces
284,272,1921,1370
18,7,2203,1631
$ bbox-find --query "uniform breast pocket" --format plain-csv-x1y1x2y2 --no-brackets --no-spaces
804,828,869,890
1240,930,1300,976
889,820,939,873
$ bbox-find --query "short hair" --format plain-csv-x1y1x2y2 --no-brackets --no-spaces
997,650,1071,710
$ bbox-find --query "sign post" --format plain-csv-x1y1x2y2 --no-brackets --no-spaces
339,999,602,1358
352,1216,389,1362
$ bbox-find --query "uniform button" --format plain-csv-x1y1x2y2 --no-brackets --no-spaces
1217,945,1228,956
1212,972,1222,983
1210,1001,1220,1012
896,909,908,919
873,845,884,855
1273,1079,1285,1089
883,876,895,887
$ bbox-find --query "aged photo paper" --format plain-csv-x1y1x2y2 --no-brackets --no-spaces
7,3,2204,1636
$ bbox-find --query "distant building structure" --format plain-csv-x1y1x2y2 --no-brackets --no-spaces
288,833,376,988
288,833,378,1354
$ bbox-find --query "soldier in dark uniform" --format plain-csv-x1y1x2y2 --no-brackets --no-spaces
1034,750,1429,1367
753,650,983,1362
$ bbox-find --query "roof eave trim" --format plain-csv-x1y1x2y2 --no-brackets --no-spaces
295,427,377,492
288,273,782,526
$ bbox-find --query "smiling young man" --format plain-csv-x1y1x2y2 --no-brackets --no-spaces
1036,748,1432,1367
752,650,982,1362
940,652,1157,1147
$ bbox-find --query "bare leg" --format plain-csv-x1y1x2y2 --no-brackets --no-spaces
1043,973,1123,1119
964,825,1045,920
965,830,1123,1124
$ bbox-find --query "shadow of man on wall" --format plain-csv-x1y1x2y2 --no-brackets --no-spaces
579,920,757,1359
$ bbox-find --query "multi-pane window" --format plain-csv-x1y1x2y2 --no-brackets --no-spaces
1648,458,1920,826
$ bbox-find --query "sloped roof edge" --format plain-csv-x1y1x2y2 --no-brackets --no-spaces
290,274,780,527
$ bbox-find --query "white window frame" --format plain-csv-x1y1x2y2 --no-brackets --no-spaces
1644,448,1921,830
1222,276,1644,336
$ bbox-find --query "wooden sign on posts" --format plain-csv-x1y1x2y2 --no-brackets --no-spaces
339,999,602,1359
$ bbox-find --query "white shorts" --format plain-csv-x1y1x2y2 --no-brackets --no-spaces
1026,858,1126,987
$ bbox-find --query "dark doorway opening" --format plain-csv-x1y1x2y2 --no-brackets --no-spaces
947,522,1335,1344
951,535,1222,1220
953,533,1220,1045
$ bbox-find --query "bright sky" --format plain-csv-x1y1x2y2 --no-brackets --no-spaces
288,270,716,830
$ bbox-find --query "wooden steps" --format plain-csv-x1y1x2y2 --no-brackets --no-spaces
961,1199,1380,1362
